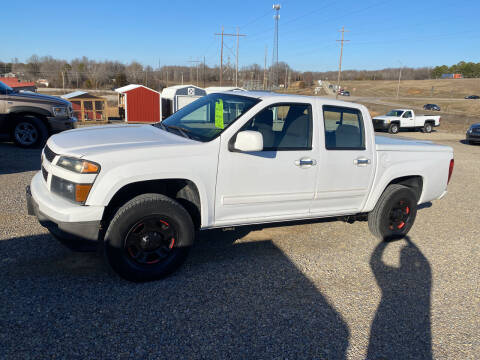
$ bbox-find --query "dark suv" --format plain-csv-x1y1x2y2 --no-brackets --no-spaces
423,104,440,111
0,81,77,148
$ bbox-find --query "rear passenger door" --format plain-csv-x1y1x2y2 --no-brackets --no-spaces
311,105,375,215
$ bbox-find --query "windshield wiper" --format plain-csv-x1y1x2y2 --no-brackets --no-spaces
164,125,192,139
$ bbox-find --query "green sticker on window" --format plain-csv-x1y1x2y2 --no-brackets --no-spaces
215,99,224,129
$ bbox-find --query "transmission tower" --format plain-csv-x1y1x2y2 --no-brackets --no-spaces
272,4,281,87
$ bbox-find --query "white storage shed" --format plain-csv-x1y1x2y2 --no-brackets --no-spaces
161,84,206,119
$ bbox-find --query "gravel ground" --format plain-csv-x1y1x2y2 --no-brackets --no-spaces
0,131,479,359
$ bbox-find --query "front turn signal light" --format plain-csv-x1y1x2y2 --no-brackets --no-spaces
75,184,93,203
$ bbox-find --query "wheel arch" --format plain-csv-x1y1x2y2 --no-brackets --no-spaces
101,178,203,230
8,110,51,132
365,174,424,212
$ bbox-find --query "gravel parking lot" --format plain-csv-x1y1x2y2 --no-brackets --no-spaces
0,131,478,359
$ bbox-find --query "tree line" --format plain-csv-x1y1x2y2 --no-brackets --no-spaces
431,61,480,79
1,55,476,90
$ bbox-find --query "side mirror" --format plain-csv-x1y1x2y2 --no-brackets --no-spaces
234,131,263,152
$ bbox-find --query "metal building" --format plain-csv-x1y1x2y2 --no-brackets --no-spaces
161,85,206,119
115,84,161,123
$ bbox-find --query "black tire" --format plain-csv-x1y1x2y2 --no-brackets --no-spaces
12,115,49,148
368,184,417,241
104,193,194,282
388,123,399,134
423,122,433,133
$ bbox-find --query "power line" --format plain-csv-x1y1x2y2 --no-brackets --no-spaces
215,26,246,86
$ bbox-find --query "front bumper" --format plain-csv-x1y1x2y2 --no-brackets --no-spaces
373,120,389,131
26,172,103,241
47,116,77,133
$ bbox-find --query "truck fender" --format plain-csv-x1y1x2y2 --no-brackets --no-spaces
8,106,52,118
363,160,427,212
89,173,213,229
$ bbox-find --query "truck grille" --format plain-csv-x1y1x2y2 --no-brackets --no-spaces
43,145,56,163
42,166,48,182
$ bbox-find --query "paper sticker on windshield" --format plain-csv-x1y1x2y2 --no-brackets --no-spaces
215,99,224,129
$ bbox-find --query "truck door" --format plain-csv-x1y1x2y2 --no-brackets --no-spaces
402,110,414,128
311,105,375,215
215,102,319,225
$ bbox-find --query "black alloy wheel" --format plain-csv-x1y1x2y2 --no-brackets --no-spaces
387,200,412,232
125,216,177,265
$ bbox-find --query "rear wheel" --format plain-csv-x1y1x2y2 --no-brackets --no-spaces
12,116,48,148
104,193,194,282
388,123,399,134
422,122,433,133
368,184,417,241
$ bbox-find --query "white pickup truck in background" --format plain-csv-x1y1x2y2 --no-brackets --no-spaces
27,93,454,281
373,109,441,134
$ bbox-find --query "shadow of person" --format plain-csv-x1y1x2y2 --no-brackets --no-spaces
367,236,432,360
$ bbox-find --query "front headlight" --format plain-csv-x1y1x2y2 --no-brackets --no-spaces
51,175,93,203
52,106,68,117
57,156,100,173
385,119,391,123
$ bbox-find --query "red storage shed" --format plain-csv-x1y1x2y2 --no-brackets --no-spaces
115,84,161,123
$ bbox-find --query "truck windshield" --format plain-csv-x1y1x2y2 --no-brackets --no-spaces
386,110,404,117
157,93,259,142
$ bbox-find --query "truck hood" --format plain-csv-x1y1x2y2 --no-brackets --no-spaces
373,115,398,121
9,91,70,106
375,135,452,153
47,124,194,157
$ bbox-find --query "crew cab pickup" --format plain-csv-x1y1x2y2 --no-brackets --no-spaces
26,93,454,281
373,109,440,134
0,81,76,148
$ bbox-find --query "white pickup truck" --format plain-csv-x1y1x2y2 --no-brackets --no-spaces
373,109,441,134
26,93,454,281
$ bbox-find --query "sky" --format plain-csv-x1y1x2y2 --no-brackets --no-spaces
2,0,479,72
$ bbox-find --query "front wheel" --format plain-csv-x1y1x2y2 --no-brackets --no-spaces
368,184,417,241
104,193,194,282
388,123,399,134
12,116,48,148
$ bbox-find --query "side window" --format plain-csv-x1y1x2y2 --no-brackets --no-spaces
403,111,412,118
240,103,312,150
323,105,365,150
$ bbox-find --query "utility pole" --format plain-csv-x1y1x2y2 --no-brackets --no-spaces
187,60,201,86
272,4,281,87
215,26,246,86
284,64,288,89
203,56,206,88
396,66,403,98
336,26,349,99
61,71,65,91
263,45,268,90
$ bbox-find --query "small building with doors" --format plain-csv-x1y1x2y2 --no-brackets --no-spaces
161,84,206,120
115,84,161,123
62,91,107,122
